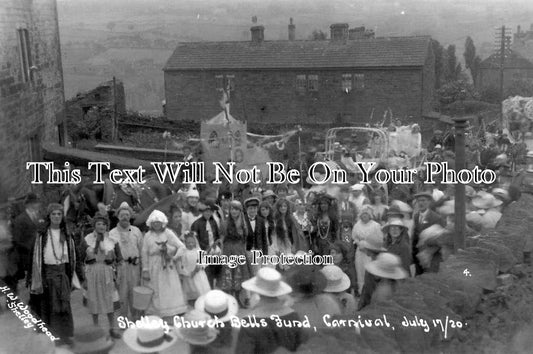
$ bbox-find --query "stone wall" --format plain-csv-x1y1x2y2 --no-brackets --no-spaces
0,0,65,202
164,67,433,124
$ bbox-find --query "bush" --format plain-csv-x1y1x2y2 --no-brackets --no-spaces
437,80,480,105
480,85,500,104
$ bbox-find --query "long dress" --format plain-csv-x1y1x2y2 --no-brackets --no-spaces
313,217,337,256
177,247,211,301
218,224,250,294
292,211,312,252
352,219,382,294
142,228,187,316
84,233,119,315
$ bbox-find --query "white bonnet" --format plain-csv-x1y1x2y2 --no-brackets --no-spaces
146,209,168,228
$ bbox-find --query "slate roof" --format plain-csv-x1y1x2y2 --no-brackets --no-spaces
164,36,431,71
480,51,533,69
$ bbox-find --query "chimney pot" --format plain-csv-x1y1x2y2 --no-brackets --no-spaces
251,25,264,43
330,23,349,41
288,18,295,41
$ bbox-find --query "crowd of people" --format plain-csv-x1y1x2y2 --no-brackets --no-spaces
0,129,523,354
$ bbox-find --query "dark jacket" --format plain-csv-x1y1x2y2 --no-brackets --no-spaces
12,211,42,275
385,233,412,273
413,209,444,275
191,216,220,251
244,215,268,254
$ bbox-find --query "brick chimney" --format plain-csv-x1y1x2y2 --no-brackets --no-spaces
288,18,295,41
251,25,264,43
330,23,349,41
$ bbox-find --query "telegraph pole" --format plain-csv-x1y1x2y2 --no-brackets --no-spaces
453,117,469,251
495,25,512,127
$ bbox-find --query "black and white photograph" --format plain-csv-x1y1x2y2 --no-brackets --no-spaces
1,0,533,353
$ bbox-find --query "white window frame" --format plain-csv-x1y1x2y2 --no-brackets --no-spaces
342,74,352,92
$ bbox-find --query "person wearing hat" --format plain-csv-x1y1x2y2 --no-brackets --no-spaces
311,194,339,256
28,203,83,346
349,184,369,213
338,185,357,223
352,205,382,294
142,210,188,320
12,193,42,282
320,265,355,316
284,265,341,328
218,200,251,301
191,201,221,287
382,219,412,274
328,242,356,295
412,191,444,276
195,289,239,351
471,191,503,229
123,315,179,353
236,267,307,353
176,310,219,353
71,325,115,354
81,213,122,339
182,187,201,235
244,197,267,275
261,189,277,206
358,252,408,310
108,202,143,320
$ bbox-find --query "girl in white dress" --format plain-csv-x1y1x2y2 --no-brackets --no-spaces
141,210,188,318
177,232,211,303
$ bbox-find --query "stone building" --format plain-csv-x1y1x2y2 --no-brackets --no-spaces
66,79,126,141
0,0,67,202
477,52,533,91
163,21,435,125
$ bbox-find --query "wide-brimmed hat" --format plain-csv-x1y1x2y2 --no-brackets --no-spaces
284,265,327,296
351,184,365,191
320,265,351,293
115,201,134,216
123,316,177,353
175,310,218,346
195,289,238,323
46,203,64,215
382,218,407,233
146,209,168,228
242,267,292,297
417,224,446,248
472,191,503,209
244,197,260,208
229,200,243,211
262,190,277,200
359,232,387,252
72,325,114,354
390,200,413,214
24,193,39,206
437,200,455,216
314,193,335,205
385,205,405,219
414,191,433,201
365,252,408,280
491,188,510,202
465,186,476,198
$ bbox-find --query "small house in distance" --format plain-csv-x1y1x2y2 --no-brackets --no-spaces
477,51,533,92
163,21,435,125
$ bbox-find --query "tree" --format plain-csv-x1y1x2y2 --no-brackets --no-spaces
431,39,445,89
310,30,327,40
444,45,462,82
464,36,482,86
505,79,533,98
106,22,116,32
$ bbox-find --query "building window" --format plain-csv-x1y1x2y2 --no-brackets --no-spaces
308,75,319,91
296,75,306,93
354,74,365,89
225,75,235,91
215,75,224,91
17,28,33,83
342,74,352,92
